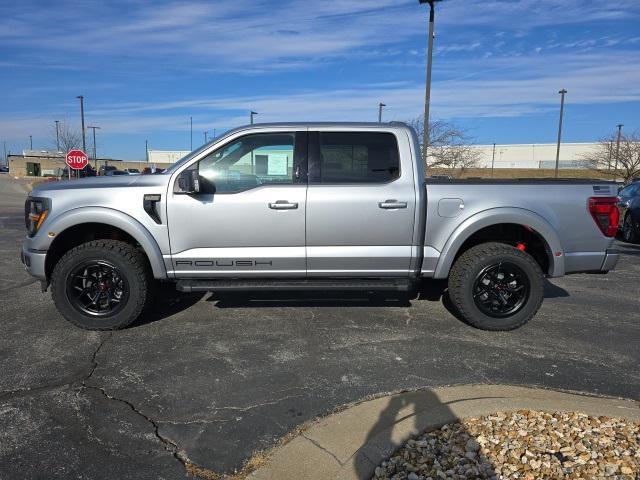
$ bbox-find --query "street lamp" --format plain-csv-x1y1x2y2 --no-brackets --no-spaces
54,120,60,152
378,102,386,123
615,124,623,172
554,88,567,178
418,0,443,163
250,111,258,125
76,96,86,153
29,135,33,150
190,116,193,150
491,143,496,178
204,131,209,143
87,126,101,168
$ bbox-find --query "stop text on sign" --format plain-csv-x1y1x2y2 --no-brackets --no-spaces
66,150,88,170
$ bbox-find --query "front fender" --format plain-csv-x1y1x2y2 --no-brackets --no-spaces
32,206,167,279
433,207,565,279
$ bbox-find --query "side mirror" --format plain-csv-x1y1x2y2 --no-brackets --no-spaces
177,169,200,194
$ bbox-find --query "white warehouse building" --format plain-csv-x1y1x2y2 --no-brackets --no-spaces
146,142,602,170
468,142,599,169
147,149,191,164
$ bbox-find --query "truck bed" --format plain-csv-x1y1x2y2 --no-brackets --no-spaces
421,178,619,278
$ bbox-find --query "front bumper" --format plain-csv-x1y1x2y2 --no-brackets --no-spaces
20,241,47,281
600,248,619,272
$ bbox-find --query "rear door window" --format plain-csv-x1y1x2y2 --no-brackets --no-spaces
309,132,400,184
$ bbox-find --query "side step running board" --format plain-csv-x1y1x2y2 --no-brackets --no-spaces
176,278,414,293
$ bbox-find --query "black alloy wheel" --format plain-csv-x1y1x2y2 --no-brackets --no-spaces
448,242,544,331
472,262,530,318
66,260,129,317
51,240,153,330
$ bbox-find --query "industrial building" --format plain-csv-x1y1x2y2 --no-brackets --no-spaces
147,150,191,164
7,151,170,177
5,142,604,178
468,142,598,169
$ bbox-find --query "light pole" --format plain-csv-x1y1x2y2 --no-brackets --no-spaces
418,0,442,164
190,116,193,150
77,96,86,153
29,135,33,150
87,126,101,168
145,139,149,162
204,131,208,143
615,123,623,172
55,120,60,152
213,128,216,138
491,143,496,178
378,102,386,123
3,141,6,166
554,88,567,178
250,111,258,125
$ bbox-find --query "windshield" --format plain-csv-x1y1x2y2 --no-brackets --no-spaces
164,133,226,174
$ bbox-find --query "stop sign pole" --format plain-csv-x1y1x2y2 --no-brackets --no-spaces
65,149,89,179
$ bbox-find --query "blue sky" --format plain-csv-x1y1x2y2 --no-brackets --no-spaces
1,0,639,160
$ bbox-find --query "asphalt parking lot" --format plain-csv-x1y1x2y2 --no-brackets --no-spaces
0,175,638,479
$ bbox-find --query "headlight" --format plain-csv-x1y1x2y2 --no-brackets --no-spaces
24,197,50,237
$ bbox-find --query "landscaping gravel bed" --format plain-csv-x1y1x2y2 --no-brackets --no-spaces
373,410,639,480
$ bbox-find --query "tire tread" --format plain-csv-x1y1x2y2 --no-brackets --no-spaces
51,240,152,330
448,242,544,331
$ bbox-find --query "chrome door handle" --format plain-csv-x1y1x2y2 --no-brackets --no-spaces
378,199,407,209
269,200,298,210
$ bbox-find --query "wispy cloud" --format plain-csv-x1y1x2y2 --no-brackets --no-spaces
5,48,639,144
0,0,420,70
2,0,639,154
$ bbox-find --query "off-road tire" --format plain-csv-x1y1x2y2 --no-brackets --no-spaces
448,242,544,331
51,240,152,330
622,214,639,243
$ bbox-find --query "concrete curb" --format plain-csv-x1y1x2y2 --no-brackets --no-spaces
249,384,639,480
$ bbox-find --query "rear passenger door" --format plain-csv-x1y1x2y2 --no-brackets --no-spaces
305,129,417,277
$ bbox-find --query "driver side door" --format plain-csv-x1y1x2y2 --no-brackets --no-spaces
167,129,308,278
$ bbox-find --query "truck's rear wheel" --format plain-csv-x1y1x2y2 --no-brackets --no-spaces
51,240,152,330
448,242,544,331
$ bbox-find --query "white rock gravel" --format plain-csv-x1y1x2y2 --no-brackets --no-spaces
372,410,639,480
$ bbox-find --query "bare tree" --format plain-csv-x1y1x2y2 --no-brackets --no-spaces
50,121,82,154
408,116,481,177
581,131,640,184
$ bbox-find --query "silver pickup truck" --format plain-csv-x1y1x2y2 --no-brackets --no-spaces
21,122,620,331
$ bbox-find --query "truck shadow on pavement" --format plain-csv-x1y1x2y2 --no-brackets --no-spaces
126,277,570,328
207,279,569,328
131,283,206,328
353,389,498,479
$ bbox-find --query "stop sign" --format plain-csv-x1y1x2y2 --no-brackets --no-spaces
66,149,89,170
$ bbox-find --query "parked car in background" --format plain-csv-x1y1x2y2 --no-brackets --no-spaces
98,165,118,176
61,165,96,178
617,181,640,243
0,165,9,173
105,170,129,176
21,122,620,332
124,168,140,174
142,167,166,174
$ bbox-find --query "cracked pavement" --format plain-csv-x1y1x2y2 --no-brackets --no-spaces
1,175,639,479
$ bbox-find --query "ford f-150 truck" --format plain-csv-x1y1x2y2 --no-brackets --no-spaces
21,122,620,331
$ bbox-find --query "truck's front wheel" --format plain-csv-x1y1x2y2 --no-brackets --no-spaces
448,242,544,331
51,240,152,330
